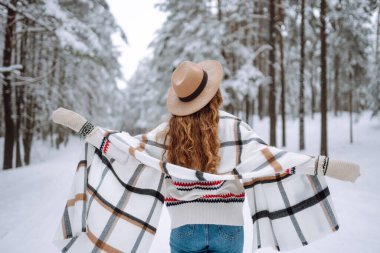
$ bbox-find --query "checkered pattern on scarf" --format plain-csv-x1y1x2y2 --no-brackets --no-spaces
53,110,339,253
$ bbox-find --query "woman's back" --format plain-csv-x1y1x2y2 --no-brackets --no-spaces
156,60,245,253
135,109,250,229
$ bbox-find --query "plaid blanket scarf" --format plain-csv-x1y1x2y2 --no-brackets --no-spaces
52,110,339,253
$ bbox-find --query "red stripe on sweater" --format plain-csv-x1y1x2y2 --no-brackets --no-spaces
201,192,245,199
172,180,224,187
103,140,110,154
165,192,245,202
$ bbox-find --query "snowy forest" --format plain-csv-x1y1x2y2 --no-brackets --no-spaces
1,1,380,253
1,0,379,170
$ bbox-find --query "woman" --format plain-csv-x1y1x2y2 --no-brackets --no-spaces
52,60,360,253
159,60,245,253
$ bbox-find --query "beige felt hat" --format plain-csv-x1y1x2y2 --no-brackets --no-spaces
166,60,223,116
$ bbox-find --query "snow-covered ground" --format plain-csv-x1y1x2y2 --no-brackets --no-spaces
0,111,379,253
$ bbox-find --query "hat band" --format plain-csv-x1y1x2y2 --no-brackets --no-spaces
178,70,208,102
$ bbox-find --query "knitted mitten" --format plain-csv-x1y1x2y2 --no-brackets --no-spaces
315,156,361,183
52,107,95,135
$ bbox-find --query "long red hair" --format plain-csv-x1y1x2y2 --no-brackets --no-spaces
158,89,223,174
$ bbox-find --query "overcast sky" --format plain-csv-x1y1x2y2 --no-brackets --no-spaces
106,0,167,89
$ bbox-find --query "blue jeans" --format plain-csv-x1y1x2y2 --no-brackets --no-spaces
170,224,244,253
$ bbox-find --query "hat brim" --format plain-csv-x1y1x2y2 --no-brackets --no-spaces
166,60,223,116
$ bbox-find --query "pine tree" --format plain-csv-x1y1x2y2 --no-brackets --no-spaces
268,0,277,146
299,0,305,150
1,0,17,169
320,0,328,156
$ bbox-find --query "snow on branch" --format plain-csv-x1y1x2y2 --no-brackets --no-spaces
0,0,55,33
0,64,23,73
44,0,101,55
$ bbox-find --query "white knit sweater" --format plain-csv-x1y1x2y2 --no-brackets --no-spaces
163,159,315,229
147,111,318,229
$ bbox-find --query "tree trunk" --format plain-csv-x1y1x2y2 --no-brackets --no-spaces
15,85,23,167
55,55,67,149
22,33,40,165
49,46,60,147
278,0,286,147
245,95,250,123
376,6,380,64
23,95,36,165
217,0,227,75
2,0,17,170
310,50,315,119
311,70,315,119
320,0,328,156
15,18,29,168
349,73,353,143
299,0,305,150
258,85,264,120
251,98,255,127
334,54,340,116
255,2,264,76
268,0,277,146
217,0,222,21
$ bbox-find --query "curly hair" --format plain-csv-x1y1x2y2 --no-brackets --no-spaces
158,89,223,174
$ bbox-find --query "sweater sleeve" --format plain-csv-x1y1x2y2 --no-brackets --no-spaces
283,155,360,182
235,119,360,182
83,123,168,168
84,126,132,164
284,155,330,175
285,156,318,175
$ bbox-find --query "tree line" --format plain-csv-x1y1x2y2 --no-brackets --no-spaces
125,0,379,156
1,0,379,170
0,0,126,169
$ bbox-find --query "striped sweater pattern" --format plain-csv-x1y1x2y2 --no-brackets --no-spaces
164,175,245,207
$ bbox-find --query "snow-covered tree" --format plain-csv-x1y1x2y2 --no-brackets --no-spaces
125,0,225,128
125,0,268,129
368,4,380,116
0,0,127,168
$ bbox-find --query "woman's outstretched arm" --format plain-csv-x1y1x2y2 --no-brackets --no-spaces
237,119,361,183
51,107,128,163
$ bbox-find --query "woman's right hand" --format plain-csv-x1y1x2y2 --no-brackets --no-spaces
52,107,89,133
52,107,129,164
